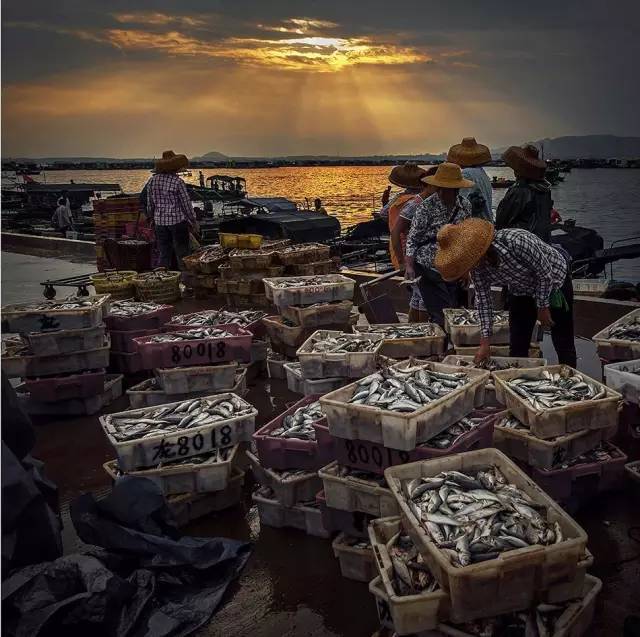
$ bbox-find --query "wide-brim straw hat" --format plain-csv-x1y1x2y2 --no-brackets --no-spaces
434,218,495,281
155,150,189,173
447,137,491,167
502,144,546,180
389,162,428,189
423,162,474,190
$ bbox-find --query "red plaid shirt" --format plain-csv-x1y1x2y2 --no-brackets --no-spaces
146,173,195,226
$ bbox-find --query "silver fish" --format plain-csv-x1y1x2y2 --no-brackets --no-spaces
608,316,640,342
268,275,337,289
144,327,234,343
306,335,378,354
356,323,439,338
389,532,440,596
108,300,166,316
449,309,509,326
170,309,265,327
269,401,325,441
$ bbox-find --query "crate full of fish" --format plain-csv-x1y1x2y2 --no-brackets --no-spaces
332,533,376,583
354,323,447,359
526,441,628,504
604,358,640,404
286,259,337,277
493,365,622,439
100,393,257,471
2,337,111,379
282,362,350,396
297,330,383,379
280,300,354,328
263,274,355,308
104,300,174,331
315,490,375,539
23,370,107,402
253,395,334,470
320,360,490,452
318,461,399,517
252,486,330,538
103,444,241,496
593,308,640,362
493,412,617,470
247,450,321,507
368,516,449,634
262,315,317,349
153,361,238,395
454,343,542,358
132,324,252,369
333,409,499,475
1,295,110,333
21,324,106,357
109,350,143,375
109,327,162,353
16,374,123,416
443,308,511,346
274,243,331,266
437,574,601,637
384,448,589,623
228,247,277,270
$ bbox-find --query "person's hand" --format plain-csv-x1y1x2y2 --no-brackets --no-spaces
474,338,491,365
537,307,554,329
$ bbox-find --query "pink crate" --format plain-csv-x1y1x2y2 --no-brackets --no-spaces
109,351,143,374
616,402,640,461
23,370,106,402
109,328,161,353
133,324,252,370
104,305,174,331
253,394,331,470
313,420,337,467
333,409,501,475
315,490,374,539
528,442,628,504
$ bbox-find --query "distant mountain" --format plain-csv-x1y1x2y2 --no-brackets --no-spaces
492,135,640,159
194,151,229,161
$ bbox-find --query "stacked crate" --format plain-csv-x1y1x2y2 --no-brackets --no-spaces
181,245,229,298
93,197,142,271
1,295,119,416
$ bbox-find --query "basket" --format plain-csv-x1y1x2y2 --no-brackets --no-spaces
90,270,137,300
133,268,181,303
219,233,263,250
103,238,152,272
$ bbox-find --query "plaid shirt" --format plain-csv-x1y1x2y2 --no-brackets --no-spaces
146,173,195,226
471,228,568,337
405,193,471,267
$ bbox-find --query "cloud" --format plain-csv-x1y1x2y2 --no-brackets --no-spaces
111,12,207,28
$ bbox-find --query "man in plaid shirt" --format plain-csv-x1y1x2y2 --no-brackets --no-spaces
146,151,198,269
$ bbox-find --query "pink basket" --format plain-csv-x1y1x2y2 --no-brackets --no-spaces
105,305,173,331
315,490,375,539
109,328,161,353
133,323,252,370
24,370,106,402
109,351,143,374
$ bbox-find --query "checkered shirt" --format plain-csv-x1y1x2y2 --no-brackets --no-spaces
146,173,195,226
470,228,568,337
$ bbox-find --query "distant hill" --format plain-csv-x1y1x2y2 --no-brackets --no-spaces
194,151,229,161
493,135,640,159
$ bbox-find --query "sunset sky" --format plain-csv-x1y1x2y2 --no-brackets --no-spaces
3,1,639,158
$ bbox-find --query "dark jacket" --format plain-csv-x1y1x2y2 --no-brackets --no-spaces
495,178,552,242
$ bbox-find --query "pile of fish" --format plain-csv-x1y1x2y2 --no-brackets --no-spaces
608,316,640,342
269,276,334,289
419,415,486,449
8,297,101,312
1,335,29,357
507,370,606,409
118,239,148,247
349,364,469,412
232,248,275,257
105,395,252,442
357,324,439,338
108,300,166,316
269,401,325,440
135,270,179,281
144,327,234,343
194,245,226,263
171,309,265,327
401,465,563,567
454,358,516,372
334,464,387,487
389,532,439,596
449,309,509,326
306,334,379,354
539,441,620,471
114,446,234,474
268,467,313,482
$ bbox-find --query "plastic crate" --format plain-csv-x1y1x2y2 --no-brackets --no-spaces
283,361,350,396
318,461,399,517
444,309,511,346
316,489,375,538
22,324,106,356
219,233,263,250
23,370,107,402
219,263,284,280
453,343,542,358
262,315,317,349
593,308,640,362
275,243,331,266
332,533,376,582
604,358,640,404
229,248,276,270
247,450,321,507
384,449,588,623
263,274,355,308
267,356,289,379
626,460,640,490
154,362,238,394
320,360,490,452
104,303,173,331
280,300,354,328
354,323,446,359
133,324,252,369
109,328,161,353
100,392,257,471
164,311,266,338
493,364,622,440
252,491,329,538
109,350,143,374
286,260,336,277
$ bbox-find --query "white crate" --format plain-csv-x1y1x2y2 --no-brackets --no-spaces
283,361,349,396
252,491,330,538
154,362,238,395
354,322,446,359
263,274,355,308
604,358,640,404
444,308,511,346
572,278,610,296
22,324,106,356
593,308,640,362
453,343,542,358
332,533,376,582
280,300,354,328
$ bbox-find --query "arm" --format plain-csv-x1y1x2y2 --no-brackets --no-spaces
177,179,196,227
391,216,410,268
471,269,494,339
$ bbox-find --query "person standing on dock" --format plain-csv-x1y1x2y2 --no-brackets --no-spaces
381,185,392,207
495,144,551,242
447,137,493,222
51,197,74,234
433,219,576,367
199,171,205,187
146,150,199,269
404,163,472,328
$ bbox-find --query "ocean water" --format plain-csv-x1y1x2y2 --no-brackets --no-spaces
27,166,640,281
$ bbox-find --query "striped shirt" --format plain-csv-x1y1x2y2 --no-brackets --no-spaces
146,173,195,226
470,228,568,337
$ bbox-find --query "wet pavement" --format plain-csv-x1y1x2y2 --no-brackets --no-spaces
4,249,640,636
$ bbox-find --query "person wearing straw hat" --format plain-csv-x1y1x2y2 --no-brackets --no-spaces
496,143,552,242
447,137,493,222
404,162,473,328
146,150,199,269
434,219,576,367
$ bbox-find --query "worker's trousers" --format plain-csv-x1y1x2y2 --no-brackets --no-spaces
156,221,190,270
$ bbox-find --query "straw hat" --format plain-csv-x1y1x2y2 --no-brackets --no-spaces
388,162,428,189
423,162,474,190
434,218,495,281
502,144,546,180
155,150,189,173
447,137,491,167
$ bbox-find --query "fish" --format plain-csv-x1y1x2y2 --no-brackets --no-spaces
418,415,484,449
268,275,338,289
540,441,621,471
8,296,101,312
340,536,371,550
108,300,166,317
453,357,526,372
305,334,379,354
334,464,387,486
448,309,509,326
268,400,325,440
388,532,440,596
355,323,440,339
143,327,235,343
400,465,564,568
608,316,640,342
170,309,265,327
